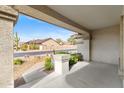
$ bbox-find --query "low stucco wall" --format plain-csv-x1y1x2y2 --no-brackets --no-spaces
91,25,120,64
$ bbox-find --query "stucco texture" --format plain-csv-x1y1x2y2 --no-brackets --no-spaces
0,18,13,87
91,25,120,64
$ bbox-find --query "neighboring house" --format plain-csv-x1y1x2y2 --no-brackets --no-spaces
25,38,60,50
24,38,77,51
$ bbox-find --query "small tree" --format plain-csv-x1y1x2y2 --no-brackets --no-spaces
56,38,64,45
14,32,20,51
67,36,76,45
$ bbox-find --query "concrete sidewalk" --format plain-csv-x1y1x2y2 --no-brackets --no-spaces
22,62,46,83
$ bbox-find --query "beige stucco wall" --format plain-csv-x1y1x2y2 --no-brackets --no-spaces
91,25,120,64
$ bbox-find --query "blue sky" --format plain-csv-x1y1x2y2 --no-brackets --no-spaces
14,14,76,42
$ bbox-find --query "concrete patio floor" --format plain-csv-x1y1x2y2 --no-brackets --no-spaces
18,61,122,88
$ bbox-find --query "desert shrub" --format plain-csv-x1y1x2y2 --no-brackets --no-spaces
14,59,24,65
29,44,39,50
69,53,83,66
69,54,78,66
21,44,28,51
44,56,54,70
76,53,83,61
71,53,83,61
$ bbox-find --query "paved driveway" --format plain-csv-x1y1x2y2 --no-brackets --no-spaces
18,62,122,88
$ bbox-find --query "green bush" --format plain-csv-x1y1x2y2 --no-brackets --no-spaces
69,54,79,66
21,44,28,51
71,54,79,61
44,57,54,70
14,59,24,65
75,53,83,61
69,53,83,66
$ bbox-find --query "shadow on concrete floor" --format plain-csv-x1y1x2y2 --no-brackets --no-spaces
65,62,122,88
14,77,26,88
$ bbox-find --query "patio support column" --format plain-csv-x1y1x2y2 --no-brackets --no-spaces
119,6,124,88
0,6,18,88
74,34,91,61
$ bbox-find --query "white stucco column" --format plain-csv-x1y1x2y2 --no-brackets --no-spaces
0,6,18,88
74,34,90,61
119,6,124,88
53,54,70,75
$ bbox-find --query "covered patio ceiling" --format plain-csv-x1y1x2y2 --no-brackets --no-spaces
48,5,122,30
13,5,123,35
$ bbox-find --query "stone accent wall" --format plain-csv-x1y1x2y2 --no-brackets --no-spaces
77,39,90,61
0,6,18,88
0,18,14,88
75,37,90,61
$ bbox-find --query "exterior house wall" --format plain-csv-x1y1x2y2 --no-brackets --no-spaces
91,25,120,64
